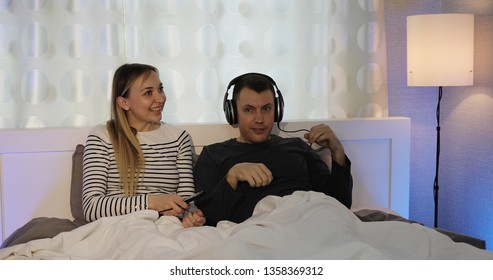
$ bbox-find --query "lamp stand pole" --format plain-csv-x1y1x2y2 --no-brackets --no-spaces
433,86,442,228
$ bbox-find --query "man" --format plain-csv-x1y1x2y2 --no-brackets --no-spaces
194,73,352,226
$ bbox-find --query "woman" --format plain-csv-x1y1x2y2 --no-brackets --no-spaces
82,63,205,227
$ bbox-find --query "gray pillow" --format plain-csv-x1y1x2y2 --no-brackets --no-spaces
0,217,79,248
70,144,85,223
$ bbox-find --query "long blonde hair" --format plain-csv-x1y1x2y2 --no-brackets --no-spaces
107,63,158,196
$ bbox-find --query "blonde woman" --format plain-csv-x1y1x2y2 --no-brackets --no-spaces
82,63,205,227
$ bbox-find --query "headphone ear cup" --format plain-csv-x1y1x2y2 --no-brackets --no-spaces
274,94,284,122
224,99,236,125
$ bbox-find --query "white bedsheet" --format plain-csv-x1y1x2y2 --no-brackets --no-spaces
1,191,492,260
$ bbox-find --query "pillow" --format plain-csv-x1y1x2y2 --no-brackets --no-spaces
353,209,414,223
353,209,486,249
70,144,85,223
0,217,79,248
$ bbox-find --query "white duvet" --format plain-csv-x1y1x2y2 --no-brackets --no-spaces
1,191,492,260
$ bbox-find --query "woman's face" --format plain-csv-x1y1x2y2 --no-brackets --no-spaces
118,71,166,132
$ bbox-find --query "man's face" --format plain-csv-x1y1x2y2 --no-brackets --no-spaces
235,87,275,144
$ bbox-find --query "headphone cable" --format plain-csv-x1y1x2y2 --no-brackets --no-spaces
276,122,315,151
276,122,309,134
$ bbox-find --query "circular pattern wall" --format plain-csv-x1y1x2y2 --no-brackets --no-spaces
0,0,388,128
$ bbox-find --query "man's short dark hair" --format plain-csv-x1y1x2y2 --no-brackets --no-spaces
232,73,276,103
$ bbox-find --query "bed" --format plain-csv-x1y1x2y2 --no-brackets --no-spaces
0,117,491,259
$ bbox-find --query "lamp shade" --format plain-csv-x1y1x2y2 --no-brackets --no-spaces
407,14,474,86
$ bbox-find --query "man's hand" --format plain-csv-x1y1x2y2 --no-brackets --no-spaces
226,162,273,189
304,124,346,166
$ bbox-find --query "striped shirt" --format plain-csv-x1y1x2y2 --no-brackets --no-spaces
82,122,195,222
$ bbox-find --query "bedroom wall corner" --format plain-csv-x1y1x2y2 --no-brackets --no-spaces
0,155,4,241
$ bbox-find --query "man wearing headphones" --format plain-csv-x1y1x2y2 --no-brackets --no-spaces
194,73,353,226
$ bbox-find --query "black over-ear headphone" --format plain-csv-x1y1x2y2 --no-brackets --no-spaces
223,73,284,125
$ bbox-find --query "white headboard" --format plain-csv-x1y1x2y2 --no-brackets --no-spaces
0,117,410,241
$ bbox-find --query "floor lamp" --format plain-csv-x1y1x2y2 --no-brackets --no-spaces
407,14,474,228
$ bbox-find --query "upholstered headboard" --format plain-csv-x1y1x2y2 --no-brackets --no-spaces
0,117,411,241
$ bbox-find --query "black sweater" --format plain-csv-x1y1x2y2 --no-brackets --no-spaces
194,135,353,226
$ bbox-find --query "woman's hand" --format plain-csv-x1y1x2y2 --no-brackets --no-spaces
148,193,188,216
182,209,206,228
